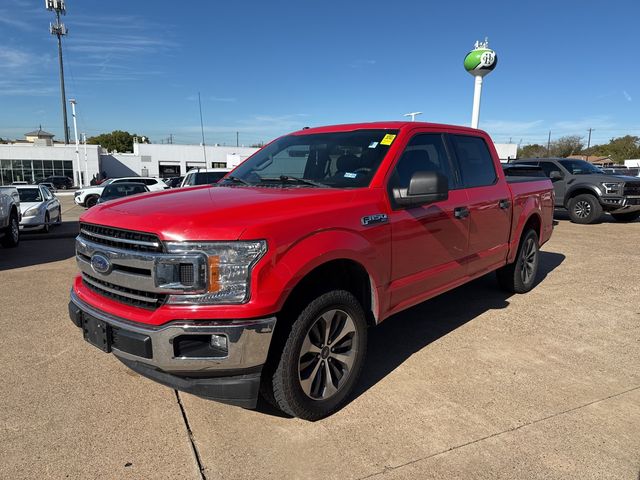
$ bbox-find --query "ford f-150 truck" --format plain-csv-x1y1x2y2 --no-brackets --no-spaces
68,122,554,420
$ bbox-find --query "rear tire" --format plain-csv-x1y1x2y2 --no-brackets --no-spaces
611,211,640,223
497,229,540,294
567,194,602,224
270,290,367,420
1,211,20,248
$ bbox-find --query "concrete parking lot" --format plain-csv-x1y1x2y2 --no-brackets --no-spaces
1,197,638,479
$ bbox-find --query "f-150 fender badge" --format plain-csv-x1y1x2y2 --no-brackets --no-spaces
361,214,388,226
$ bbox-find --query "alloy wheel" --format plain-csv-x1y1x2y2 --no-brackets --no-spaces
11,217,19,242
520,237,537,285
298,309,358,400
574,200,592,219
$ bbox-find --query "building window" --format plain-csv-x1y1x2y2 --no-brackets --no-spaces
211,162,226,168
0,159,76,185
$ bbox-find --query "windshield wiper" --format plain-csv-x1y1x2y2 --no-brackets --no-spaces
259,175,329,188
224,175,252,186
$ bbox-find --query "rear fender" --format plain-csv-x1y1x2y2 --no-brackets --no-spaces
507,195,542,264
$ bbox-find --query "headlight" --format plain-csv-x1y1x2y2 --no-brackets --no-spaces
24,206,41,217
75,190,83,196
161,241,267,304
602,182,623,194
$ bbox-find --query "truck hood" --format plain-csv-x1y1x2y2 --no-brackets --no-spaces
80,185,357,241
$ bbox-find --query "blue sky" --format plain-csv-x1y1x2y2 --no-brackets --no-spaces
1,0,638,147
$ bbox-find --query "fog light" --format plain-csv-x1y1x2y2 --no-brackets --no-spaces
210,334,227,350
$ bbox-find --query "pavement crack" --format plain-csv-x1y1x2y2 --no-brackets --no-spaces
175,390,207,480
358,384,640,479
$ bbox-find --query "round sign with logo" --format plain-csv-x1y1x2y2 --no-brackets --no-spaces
464,48,498,77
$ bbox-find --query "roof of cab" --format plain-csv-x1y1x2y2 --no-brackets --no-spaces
289,121,485,136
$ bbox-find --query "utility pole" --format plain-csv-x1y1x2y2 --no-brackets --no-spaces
236,131,239,147
169,133,173,144
69,99,81,186
586,128,593,162
547,130,551,157
46,0,69,144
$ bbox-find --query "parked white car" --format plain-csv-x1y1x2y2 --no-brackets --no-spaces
74,177,168,208
16,184,61,233
180,168,231,187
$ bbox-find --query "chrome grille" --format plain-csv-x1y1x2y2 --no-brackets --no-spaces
82,273,166,310
79,223,163,253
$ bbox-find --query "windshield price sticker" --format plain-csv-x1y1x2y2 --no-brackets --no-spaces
380,134,396,146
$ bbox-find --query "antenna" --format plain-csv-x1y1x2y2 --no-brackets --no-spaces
404,112,423,122
198,92,207,163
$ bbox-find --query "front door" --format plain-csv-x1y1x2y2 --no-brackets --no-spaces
387,133,470,314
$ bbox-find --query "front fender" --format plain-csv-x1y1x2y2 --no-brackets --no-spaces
255,228,387,318
564,184,602,206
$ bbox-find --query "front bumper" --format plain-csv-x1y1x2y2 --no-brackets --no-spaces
601,195,640,213
69,290,276,407
19,214,45,229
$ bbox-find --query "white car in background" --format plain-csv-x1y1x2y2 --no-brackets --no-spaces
16,184,61,233
74,177,168,208
180,168,231,187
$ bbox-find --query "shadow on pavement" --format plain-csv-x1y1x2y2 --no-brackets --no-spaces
350,251,565,404
20,220,80,241
553,210,626,224
0,234,76,271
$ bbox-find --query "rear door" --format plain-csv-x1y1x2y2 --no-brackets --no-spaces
448,134,511,277
387,132,470,312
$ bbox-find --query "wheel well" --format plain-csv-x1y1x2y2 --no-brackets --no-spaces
564,188,598,207
281,259,376,328
523,214,541,239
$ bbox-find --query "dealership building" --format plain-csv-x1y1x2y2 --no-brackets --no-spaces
0,129,259,186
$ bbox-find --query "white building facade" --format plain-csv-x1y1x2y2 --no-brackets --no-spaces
0,142,259,186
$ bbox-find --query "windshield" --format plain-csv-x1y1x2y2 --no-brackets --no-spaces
102,184,147,200
225,129,399,188
18,188,42,202
558,159,604,175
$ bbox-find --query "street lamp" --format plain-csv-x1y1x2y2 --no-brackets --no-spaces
404,112,423,122
46,0,70,144
69,99,81,187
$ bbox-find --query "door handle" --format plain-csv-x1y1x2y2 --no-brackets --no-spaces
454,206,470,219
499,199,511,209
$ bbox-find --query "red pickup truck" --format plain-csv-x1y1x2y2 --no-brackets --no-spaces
69,122,554,420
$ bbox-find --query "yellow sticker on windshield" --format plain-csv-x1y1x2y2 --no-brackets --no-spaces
380,134,396,146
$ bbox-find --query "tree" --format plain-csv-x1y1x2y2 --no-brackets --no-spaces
550,135,584,158
586,135,640,164
518,143,547,158
87,130,150,153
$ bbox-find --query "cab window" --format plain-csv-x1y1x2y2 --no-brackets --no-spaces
450,135,496,188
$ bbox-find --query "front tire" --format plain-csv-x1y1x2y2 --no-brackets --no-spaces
85,195,99,208
567,194,602,224
42,212,50,233
1,211,20,248
611,211,640,223
271,290,367,420
497,229,540,294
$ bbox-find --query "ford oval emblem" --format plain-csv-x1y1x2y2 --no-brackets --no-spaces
91,253,112,275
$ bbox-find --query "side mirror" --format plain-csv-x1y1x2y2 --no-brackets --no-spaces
549,170,563,180
393,171,449,207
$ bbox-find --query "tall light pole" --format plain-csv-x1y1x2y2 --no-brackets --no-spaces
404,112,423,122
82,132,89,186
464,38,498,129
69,99,81,186
46,0,70,144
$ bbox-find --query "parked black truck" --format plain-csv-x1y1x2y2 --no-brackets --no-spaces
510,158,640,224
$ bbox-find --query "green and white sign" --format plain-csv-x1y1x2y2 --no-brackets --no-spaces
464,47,497,77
